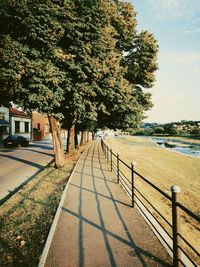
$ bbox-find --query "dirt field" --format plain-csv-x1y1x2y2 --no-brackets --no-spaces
105,136,200,263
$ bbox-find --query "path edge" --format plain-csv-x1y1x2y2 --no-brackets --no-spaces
38,147,87,267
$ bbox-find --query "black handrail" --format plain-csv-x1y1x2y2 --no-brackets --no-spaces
134,170,172,201
134,197,173,252
177,202,200,223
118,168,132,185
134,187,172,229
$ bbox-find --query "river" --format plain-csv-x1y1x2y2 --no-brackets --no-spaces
153,138,200,157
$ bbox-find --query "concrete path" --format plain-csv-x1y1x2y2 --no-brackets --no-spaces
41,141,172,267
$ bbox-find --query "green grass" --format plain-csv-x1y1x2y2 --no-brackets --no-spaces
0,147,85,267
106,136,200,264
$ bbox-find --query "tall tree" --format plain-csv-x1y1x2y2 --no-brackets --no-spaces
0,0,159,165
0,0,72,167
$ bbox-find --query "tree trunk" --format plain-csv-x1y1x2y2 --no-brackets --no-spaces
80,130,87,146
67,124,75,154
48,115,65,168
87,131,89,143
92,131,95,140
74,125,79,148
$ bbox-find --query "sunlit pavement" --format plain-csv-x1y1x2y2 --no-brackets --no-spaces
41,141,172,267
0,141,55,201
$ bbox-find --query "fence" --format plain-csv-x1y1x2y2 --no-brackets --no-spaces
101,139,200,267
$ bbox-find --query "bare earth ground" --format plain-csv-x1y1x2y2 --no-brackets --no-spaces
43,141,172,267
106,136,200,264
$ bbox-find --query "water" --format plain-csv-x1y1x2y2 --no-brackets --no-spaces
153,138,200,157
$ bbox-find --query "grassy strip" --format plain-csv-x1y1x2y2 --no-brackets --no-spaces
0,146,85,267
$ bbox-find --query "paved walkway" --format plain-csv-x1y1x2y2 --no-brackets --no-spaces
41,141,172,267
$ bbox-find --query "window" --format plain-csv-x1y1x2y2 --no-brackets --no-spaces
37,123,40,130
45,124,49,133
25,122,29,133
15,121,20,133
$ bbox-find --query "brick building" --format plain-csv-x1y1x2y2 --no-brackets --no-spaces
32,112,51,141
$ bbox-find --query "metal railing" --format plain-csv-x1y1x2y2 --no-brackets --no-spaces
101,139,200,267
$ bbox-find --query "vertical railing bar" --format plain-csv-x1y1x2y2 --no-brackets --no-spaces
110,148,112,172
171,185,181,267
131,161,136,208
117,152,120,183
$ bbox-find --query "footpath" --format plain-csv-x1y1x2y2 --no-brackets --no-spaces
39,141,172,267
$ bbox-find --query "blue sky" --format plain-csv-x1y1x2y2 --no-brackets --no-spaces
131,0,200,123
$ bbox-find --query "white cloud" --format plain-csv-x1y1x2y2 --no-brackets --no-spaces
183,28,200,34
149,0,200,19
183,15,200,35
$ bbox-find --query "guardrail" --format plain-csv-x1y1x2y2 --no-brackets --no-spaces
101,139,200,267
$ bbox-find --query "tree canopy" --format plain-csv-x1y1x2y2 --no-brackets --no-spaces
0,0,159,166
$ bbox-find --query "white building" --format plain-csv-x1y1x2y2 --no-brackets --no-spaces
0,106,10,142
9,107,31,140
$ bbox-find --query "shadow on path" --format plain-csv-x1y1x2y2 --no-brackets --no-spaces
0,153,43,169
60,142,171,267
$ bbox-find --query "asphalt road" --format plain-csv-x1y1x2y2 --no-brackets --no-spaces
0,141,55,202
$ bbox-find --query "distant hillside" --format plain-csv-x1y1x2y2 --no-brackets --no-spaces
133,120,200,136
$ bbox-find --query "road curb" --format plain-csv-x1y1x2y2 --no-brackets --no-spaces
38,146,87,267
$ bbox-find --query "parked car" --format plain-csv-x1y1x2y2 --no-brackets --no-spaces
3,135,29,147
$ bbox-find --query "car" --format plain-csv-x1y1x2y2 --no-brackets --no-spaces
3,135,29,147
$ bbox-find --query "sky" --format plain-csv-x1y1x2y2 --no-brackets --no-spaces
131,0,200,123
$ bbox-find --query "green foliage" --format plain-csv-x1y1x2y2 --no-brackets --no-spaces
164,124,178,135
154,127,165,134
124,30,159,89
0,0,159,134
190,127,200,136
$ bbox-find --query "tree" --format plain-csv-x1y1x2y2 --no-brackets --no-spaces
0,0,71,167
0,0,159,165
154,127,165,134
191,127,200,136
94,2,158,132
164,124,178,135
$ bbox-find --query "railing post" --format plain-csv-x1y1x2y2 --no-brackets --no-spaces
171,185,181,267
117,152,120,183
106,145,109,163
131,162,136,208
101,139,104,154
110,149,113,172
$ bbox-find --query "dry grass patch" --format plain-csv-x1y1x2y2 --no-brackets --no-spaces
0,146,85,267
106,136,200,264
